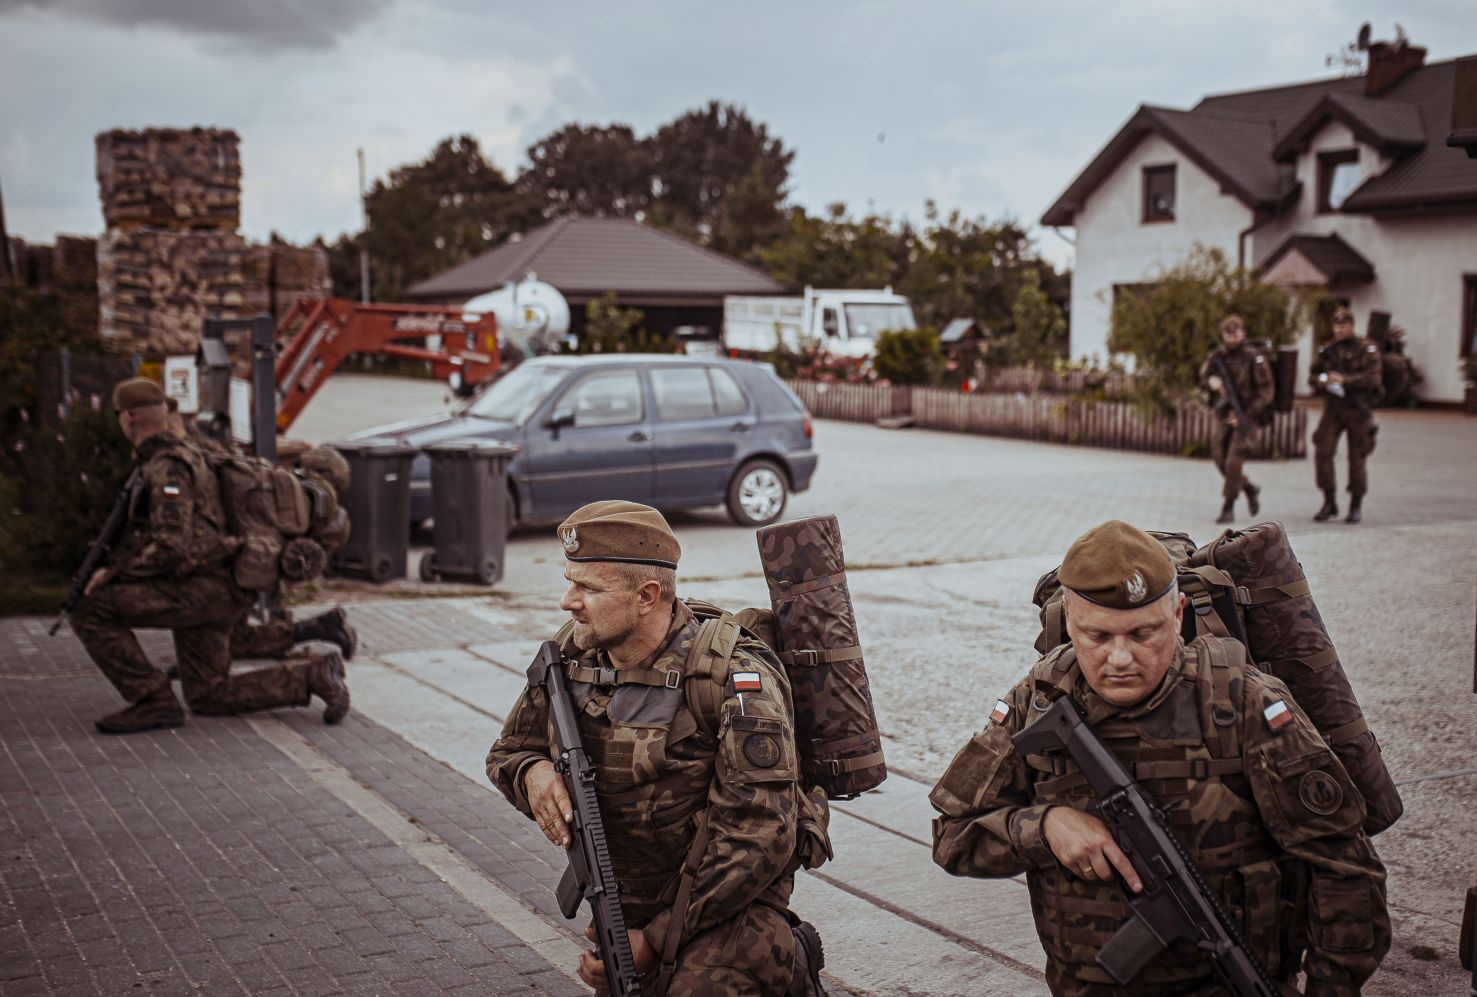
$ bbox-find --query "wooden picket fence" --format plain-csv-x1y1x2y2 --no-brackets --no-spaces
787,379,1307,459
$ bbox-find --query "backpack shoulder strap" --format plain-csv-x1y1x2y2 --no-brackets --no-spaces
1185,636,1247,762
686,614,740,739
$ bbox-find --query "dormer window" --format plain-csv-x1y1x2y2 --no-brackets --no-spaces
1318,150,1360,212
1142,165,1176,223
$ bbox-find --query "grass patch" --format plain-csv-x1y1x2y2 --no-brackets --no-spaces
0,576,70,617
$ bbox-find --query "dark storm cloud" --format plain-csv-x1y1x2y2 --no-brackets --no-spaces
0,0,393,49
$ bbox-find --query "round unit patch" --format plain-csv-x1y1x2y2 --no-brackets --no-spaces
1299,770,1343,815
743,732,781,769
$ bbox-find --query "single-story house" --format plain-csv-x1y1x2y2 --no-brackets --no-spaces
403,215,786,342
1042,35,1477,404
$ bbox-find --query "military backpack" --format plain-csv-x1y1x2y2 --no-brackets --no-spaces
207,450,348,591
1031,521,1402,836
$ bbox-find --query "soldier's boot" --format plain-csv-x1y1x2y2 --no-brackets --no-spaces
307,650,351,724
788,919,827,997
1215,499,1235,525
1313,490,1339,522
1243,481,1261,516
1345,495,1363,524
95,686,185,735
293,608,357,660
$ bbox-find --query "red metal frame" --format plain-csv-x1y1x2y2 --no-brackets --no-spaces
273,299,499,432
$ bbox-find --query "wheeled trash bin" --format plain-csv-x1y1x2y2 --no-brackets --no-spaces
330,439,418,583
420,441,518,586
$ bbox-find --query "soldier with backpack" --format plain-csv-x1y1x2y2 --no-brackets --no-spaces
930,520,1390,996
486,501,829,996
66,378,350,735
1199,314,1275,524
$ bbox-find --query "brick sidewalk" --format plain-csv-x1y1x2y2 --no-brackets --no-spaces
0,616,585,996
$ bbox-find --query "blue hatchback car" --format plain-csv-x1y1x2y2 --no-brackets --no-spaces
342,355,818,528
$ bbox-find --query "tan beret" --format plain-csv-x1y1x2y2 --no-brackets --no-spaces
557,501,680,569
112,377,166,411
1059,520,1175,610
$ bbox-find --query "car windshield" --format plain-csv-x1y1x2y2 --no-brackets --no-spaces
460,363,568,423
843,303,917,339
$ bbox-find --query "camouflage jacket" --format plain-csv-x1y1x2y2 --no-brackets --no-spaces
109,433,233,582
486,601,802,956
1199,342,1275,423
930,639,1389,996
1310,336,1383,409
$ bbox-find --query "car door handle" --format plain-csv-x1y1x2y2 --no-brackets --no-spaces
628,430,652,443
730,422,752,433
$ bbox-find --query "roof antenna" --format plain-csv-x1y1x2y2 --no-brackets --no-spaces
1356,22,1372,51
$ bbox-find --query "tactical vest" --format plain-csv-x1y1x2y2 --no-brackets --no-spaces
132,438,235,573
1020,638,1303,988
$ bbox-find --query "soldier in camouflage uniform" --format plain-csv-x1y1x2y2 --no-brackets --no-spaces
70,378,351,735
487,501,823,995
1199,314,1275,524
931,521,1389,996
1309,308,1383,524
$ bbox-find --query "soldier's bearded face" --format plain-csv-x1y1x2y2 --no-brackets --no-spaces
1065,589,1184,707
560,563,641,651
1221,326,1246,349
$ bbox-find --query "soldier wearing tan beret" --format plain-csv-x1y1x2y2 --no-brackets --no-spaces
931,520,1389,995
65,377,351,735
487,501,827,995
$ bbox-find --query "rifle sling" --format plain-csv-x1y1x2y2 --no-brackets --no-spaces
656,811,712,997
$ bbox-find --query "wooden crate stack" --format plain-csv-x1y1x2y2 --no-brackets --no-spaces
96,128,241,231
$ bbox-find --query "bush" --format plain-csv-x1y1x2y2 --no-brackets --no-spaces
575,293,671,354
872,327,943,386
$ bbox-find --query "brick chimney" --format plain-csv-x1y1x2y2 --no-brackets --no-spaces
1366,39,1427,96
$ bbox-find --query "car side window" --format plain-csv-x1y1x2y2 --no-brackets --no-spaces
651,367,716,421
709,368,748,416
565,370,644,428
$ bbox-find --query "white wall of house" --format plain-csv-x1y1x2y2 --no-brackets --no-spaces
1252,121,1477,403
1069,133,1253,364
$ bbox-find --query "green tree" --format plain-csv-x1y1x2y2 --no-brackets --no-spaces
1108,245,1306,406
1006,267,1068,369
362,135,539,301
575,293,669,354
755,204,899,290
872,327,943,385
646,101,793,250
518,123,653,219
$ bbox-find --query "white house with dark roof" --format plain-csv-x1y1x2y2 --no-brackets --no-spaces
1042,37,1477,404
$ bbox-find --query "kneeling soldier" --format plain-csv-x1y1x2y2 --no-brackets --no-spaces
930,520,1389,995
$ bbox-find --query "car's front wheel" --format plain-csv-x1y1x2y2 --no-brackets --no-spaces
726,459,788,527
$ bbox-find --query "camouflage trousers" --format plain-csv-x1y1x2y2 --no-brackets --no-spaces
1209,422,1256,500
230,610,297,659
662,901,797,996
72,571,313,715
1313,404,1376,497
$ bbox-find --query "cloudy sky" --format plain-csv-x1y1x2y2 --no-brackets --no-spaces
3,0,1474,269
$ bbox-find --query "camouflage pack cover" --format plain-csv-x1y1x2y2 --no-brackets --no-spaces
1031,522,1401,836
755,514,886,800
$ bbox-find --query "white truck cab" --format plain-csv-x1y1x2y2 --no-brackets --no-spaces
723,287,916,359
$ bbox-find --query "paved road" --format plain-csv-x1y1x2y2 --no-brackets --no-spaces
5,371,1473,994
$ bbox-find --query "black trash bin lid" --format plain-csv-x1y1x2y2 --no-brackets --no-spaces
329,438,421,458
423,440,520,460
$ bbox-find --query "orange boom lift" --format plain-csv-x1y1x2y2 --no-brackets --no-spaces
273,299,499,432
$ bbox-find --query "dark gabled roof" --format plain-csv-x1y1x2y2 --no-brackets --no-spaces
1261,233,1376,285
939,317,989,343
1041,105,1291,227
1272,92,1425,159
404,216,785,301
1042,57,1477,226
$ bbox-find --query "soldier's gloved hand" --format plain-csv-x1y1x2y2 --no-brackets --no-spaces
1206,375,1224,393
523,759,573,848
1042,806,1142,893
578,923,656,992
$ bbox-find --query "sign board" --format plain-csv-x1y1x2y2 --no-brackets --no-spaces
164,356,199,413
229,377,253,445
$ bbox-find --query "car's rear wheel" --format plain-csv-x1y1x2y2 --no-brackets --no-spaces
726,459,788,527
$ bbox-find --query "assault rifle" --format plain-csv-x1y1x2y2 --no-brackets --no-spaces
1012,697,1276,997
1208,352,1253,442
1317,343,1372,419
526,641,643,996
50,466,142,636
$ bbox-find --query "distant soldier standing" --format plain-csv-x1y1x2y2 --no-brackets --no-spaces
69,378,350,734
1198,314,1274,524
930,520,1390,995
1309,307,1383,523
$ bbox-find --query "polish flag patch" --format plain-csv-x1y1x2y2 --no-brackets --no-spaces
1263,700,1293,732
733,672,762,693
989,699,1011,725
162,485,181,497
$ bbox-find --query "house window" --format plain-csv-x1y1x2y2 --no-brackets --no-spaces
1463,274,1477,357
1142,165,1176,222
1317,150,1360,212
